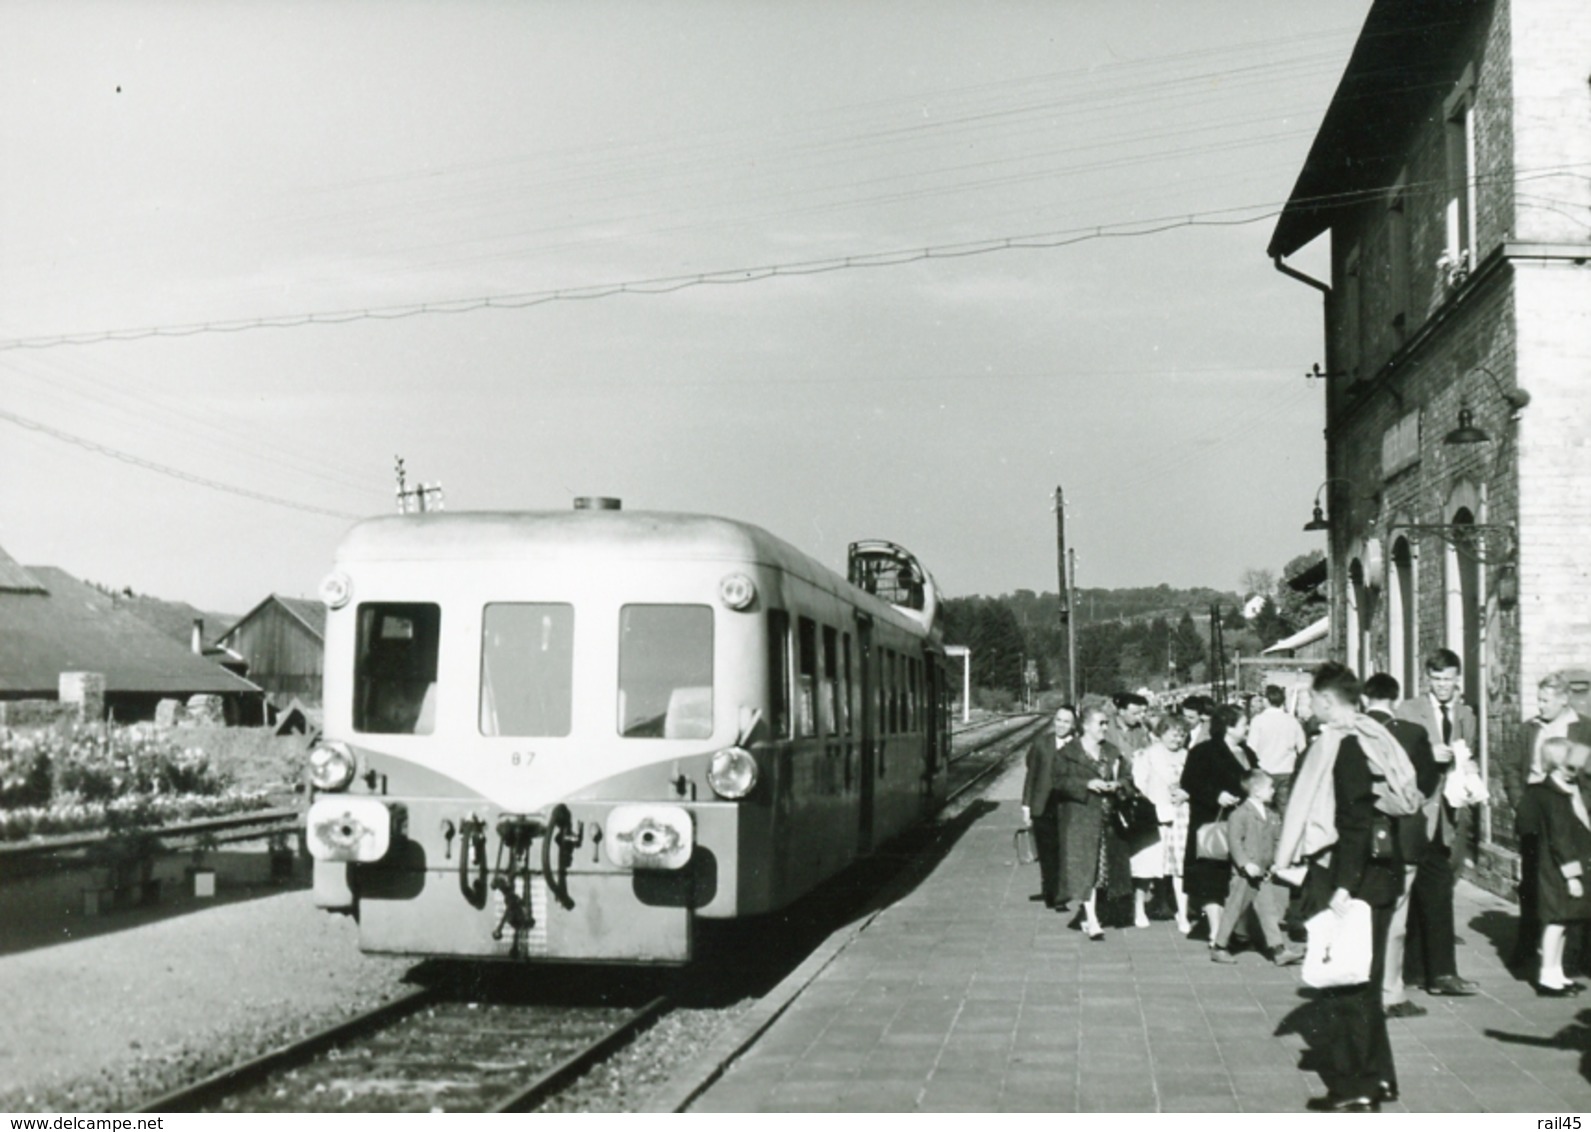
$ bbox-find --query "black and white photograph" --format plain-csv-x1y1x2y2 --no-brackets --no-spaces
1,0,1589,1116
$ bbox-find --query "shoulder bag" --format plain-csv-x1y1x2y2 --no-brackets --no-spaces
1194,806,1232,861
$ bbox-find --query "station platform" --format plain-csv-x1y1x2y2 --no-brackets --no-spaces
692,763,1591,1112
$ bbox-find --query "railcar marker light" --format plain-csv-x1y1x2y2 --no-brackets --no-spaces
708,746,758,799
718,572,757,611
306,797,392,863
308,741,357,792
319,570,353,609
605,804,693,870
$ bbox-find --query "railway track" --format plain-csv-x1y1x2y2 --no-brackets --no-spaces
945,712,1047,805
135,716,1046,1114
138,981,669,1114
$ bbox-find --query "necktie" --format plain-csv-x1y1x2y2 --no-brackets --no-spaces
1440,703,1452,745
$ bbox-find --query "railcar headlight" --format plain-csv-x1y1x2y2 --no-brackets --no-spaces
605,804,693,870
307,740,357,792
319,570,353,609
707,746,758,799
718,572,757,611
306,797,393,863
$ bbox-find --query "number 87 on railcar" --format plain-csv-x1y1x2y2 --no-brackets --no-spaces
304,500,952,964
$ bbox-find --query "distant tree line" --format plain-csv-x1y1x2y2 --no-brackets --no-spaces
938,550,1326,706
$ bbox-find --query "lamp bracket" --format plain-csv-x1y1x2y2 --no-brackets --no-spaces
1388,521,1517,565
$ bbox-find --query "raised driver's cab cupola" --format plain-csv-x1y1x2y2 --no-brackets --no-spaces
847,540,938,633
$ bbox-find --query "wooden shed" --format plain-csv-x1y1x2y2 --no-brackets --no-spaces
218,595,326,707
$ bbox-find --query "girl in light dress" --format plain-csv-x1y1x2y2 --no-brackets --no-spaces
1131,714,1194,932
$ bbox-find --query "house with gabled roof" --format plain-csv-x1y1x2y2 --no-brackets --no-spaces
0,548,264,723
218,595,326,707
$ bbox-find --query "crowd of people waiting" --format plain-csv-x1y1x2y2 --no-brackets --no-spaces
1021,649,1591,1113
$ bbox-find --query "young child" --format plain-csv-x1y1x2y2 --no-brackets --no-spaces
1519,737,1591,995
1212,768,1306,966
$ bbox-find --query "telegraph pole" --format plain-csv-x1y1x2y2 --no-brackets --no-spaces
1054,487,1077,704
1066,546,1079,703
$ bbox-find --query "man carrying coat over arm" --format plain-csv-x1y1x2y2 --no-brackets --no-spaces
1277,662,1425,1112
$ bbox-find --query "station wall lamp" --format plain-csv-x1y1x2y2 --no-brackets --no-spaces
1301,478,1376,533
1445,365,1531,445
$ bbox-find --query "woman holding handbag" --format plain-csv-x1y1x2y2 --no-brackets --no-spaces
1181,704,1256,945
1132,715,1193,931
1054,703,1133,938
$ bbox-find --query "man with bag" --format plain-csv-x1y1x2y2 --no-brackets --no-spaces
1277,663,1425,1112
1395,649,1482,998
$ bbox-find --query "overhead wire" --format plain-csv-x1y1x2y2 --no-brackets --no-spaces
11,160,1591,353
0,354,386,497
0,405,363,521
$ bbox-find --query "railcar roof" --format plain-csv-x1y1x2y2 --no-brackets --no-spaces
336,511,929,635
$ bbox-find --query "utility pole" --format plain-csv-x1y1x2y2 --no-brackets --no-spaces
1053,486,1070,702
1066,546,1079,703
394,456,445,515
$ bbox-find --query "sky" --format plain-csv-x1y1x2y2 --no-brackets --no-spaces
0,0,1370,615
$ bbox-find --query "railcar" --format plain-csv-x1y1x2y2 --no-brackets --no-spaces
305,501,950,963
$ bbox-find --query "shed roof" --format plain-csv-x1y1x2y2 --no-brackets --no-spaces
1268,0,1471,259
0,566,261,697
219,593,327,644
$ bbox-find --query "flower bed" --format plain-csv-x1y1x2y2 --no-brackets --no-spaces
0,725,273,843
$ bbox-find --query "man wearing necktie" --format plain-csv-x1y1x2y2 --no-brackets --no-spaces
1396,648,1482,998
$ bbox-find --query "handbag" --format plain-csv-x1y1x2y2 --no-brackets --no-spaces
1302,899,1374,988
1194,807,1231,861
1111,790,1161,849
1014,825,1038,865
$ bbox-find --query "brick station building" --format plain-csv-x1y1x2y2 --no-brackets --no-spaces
1268,0,1591,877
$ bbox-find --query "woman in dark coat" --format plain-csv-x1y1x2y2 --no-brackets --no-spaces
1022,705,1078,910
1519,737,1591,995
1054,702,1133,938
1181,704,1257,944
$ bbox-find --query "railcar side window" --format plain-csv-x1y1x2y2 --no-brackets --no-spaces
768,610,791,738
619,605,713,739
479,603,574,737
840,632,854,736
821,626,840,736
354,603,441,735
796,617,818,738
885,651,898,734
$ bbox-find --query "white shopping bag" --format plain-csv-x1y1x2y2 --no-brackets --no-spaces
1443,740,1490,808
1302,899,1374,988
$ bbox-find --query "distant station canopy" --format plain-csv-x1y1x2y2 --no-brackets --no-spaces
847,539,938,631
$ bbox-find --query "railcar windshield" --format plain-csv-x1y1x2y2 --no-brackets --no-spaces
618,604,713,739
479,603,574,737
354,603,441,734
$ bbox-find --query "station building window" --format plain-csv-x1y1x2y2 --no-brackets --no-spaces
1444,67,1477,270
1390,537,1417,692
618,604,713,739
354,602,441,735
1445,509,1482,707
479,603,574,737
